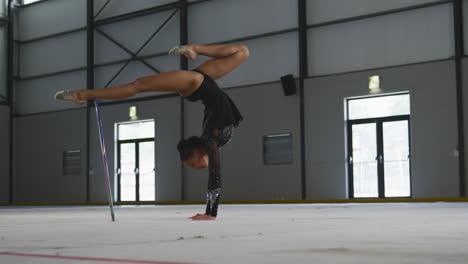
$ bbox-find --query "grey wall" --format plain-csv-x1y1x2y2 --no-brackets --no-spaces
16,0,87,115
0,0,7,100
8,0,468,203
188,0,298,88
18,0,86,41
305,60,459,199
307,0,445,24
189,32,299,88
14,109,87,203
308,3,453,76
13,95,182,203
0,105,10,203
95,8,180,99
0,0,5,17
189,0,297,44
94,0,175,20
0,26,6,99
88,97,182,202
19,31,86,77
464,0,468,54
463,58,468,196
184,82,302,201
16,70,87,114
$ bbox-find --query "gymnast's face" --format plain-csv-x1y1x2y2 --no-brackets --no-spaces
183,147,209,170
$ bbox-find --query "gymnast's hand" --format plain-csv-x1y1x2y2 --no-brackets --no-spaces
188,213,216,221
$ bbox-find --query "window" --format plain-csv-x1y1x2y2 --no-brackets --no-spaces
117,120,154,141
22,0,43,5
348,93,410,120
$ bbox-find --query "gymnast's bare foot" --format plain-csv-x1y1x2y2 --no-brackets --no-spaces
188,213,216,221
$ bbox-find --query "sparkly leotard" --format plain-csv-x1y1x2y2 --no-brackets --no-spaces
185,69,243,217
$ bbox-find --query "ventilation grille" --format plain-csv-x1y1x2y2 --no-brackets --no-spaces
263,134,293,165
63,150,81,176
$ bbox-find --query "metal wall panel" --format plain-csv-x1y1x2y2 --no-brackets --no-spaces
188,0,297,44
184,82,301,201
307,0,443,25
305,60,459,199
94,55,179,100
0,105,10,203
145,54,180,73
13,109,87,203
189,32,299,88
464,0,468,55
94,0,176,20
96,10,179,59
308,4,453,76
94,61,155,90
463,58,468,195
0,0,5,17
15,70,86,115
19,31,86,78
88,97,181,202
94,32,131,65
18,0,86,41
0,26,6,98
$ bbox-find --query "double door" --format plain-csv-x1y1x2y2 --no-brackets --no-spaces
347,115,411,198
117,138,155,202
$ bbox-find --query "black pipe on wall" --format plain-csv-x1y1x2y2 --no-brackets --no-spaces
453,0,466,197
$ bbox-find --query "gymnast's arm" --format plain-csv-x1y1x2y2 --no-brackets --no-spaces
204,136,221,217
188,130,221,220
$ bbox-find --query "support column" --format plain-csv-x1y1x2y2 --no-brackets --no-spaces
86,0,95,202
7,0,14,203
298,0,308,199
453,0,465,197
179,0,188,200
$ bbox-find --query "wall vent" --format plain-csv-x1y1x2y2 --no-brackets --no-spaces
63,150,81,176
263,133,293,165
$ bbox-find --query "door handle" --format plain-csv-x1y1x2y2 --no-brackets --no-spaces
134,168,139,174
376,155,383,163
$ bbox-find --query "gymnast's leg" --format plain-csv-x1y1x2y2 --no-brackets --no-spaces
55,44,248,104
60,70,203,104
173,44,249,80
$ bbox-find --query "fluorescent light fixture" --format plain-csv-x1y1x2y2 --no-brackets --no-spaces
129,106,138,121
369,75,380,90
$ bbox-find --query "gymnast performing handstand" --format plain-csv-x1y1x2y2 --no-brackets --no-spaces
55,44,249,220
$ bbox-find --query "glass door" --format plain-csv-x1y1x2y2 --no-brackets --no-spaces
350,123,379,198
383,120,411,197
348,116,411,198
116,120,155,202
139,141,155,201
117,139,155,202
118,142,136,201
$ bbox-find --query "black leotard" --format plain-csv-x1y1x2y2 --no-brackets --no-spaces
184,70,243,217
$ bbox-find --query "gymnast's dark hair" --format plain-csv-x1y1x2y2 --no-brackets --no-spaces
177,136,207,161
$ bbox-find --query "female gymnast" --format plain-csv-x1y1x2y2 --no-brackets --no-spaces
55,44,249,220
